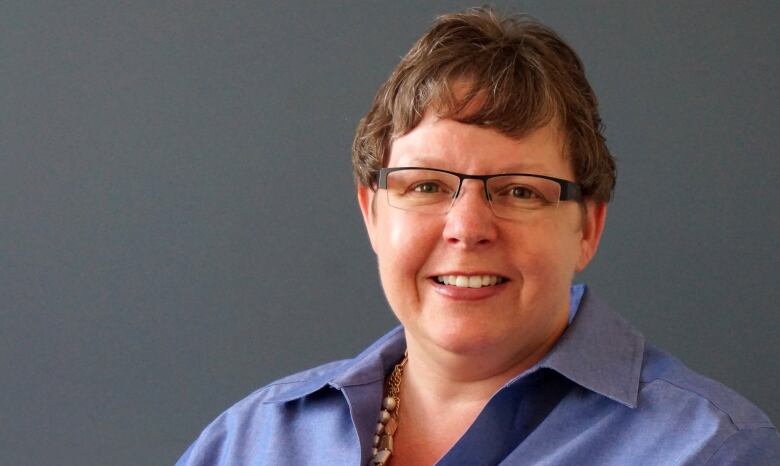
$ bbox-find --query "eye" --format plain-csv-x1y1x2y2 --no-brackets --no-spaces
487,176,560,211
508,185,542,199
411,182,442,194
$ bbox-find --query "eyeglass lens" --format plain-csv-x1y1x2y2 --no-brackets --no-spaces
384,169,562,219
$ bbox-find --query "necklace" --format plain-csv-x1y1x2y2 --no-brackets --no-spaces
368,352,408,466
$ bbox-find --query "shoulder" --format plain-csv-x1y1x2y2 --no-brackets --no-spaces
175,359,353,466
703,427,780,465
638,344,779,464
175,326,405,465
640,343,773,430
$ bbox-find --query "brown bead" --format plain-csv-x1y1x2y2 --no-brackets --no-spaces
375,422,384,435
379,409,391,423
378,434,393,451
384,417,398,435
372,449,391,464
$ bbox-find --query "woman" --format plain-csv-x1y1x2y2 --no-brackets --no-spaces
177,7,778,465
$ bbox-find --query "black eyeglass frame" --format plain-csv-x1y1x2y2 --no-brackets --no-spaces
377,167,583,204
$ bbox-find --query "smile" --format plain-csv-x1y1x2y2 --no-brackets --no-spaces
435,275,507,288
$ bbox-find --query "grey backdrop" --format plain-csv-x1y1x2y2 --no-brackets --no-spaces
1,1,777,465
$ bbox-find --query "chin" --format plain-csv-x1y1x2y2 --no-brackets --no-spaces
421,320,507,355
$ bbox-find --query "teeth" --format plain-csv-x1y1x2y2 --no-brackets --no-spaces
436,275,505,288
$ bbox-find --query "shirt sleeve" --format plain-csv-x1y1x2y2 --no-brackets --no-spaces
705,427,780,465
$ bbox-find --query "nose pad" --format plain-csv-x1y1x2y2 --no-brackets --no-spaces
443,180,497,246
448,179,492,213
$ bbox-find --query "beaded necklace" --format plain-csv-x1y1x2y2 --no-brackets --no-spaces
368,352,408,466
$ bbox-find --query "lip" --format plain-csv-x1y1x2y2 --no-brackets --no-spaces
429,275,508,301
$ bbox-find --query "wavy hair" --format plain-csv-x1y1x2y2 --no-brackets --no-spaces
351,7,616,202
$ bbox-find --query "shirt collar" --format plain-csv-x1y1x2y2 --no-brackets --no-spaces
261,327,406,403
263,286,644,408
535,287,644,408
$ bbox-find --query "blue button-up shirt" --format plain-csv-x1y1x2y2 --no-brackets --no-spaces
176,286,779,465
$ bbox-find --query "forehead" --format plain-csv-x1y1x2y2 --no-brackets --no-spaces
388,111,572,177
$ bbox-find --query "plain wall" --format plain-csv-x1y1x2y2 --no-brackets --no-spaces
1,1,777,465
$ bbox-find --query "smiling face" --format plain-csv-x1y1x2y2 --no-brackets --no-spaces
358,111,606,369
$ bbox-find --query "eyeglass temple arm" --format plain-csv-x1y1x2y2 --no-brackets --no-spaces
560,182,583,201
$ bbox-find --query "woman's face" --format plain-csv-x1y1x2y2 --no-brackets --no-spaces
358,111,605,366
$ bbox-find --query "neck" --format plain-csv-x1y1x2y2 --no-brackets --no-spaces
384,311,569,465
402,321,566,407
385,335,565,466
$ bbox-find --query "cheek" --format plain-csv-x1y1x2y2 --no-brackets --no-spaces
515,218,583,281
376,213,439,282
556,228,585,277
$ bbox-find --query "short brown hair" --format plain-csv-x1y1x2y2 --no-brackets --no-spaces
351,7,616,203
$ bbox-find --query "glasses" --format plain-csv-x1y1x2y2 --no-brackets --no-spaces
378,167,583,220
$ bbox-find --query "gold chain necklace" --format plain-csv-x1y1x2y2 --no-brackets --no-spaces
368,352,408,466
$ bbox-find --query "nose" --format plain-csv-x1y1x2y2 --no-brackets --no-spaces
442,179,498,248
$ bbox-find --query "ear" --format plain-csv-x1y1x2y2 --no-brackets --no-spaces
357,184,379,254
576,201,608,272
